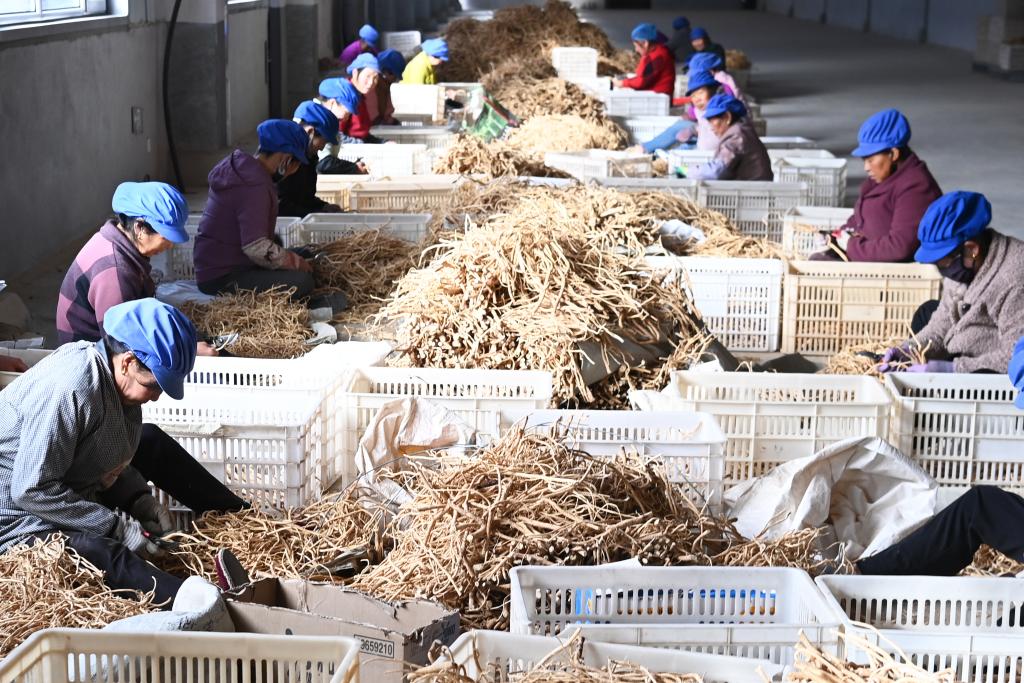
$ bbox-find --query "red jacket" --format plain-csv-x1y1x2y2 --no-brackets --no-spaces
342,98,373,139
844,153,942,262
620,43,675,96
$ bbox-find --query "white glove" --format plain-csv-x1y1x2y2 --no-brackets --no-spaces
130,494,174,535
114,516,161,558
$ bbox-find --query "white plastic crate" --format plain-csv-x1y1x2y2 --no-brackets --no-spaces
0,348,52,389
653,371,891,484
572,76,612,97
158,216,299,282
336,143,431,176
610,115,682,145
884,373,1024,491
297,212,431,244
347,176,466,212
439,81,486,113
646,256,783,353
341,367,553,478
760,136,818,149
668,148,712,175
772,157,848,207
497,409,725,508
698,181,809,242
509,566,842,666
551,46,598,80
592,176,698,198
767,149,835,160
816,575,1024,682
433,630,783,683
781,261,943,355
0,629,360,683
782,206,854,258
390,83,445,123
599,90,670,117
369,125,454,151
381,29,421,56
543,150,652,180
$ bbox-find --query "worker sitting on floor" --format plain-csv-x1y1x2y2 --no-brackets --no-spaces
402,38,449,85
685,93,772,181
632,70,719,154
278,101,343,217
880,191,1024,374
0,298,248,605
613,23,675,97
690,51,742,102
343,53,386,144
315,78,369,174
814,109,941,262
194,120,314,301
858,337,1024,576
666,16,693,65
339,23,379,68
56,181,216,356
690,27,726,65
371,49,405,126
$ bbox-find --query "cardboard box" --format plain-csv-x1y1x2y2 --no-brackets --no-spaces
227,579,460,683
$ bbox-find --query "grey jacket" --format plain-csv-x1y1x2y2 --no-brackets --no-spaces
918,231,1024,373
694,120,773,182
0,341,148,551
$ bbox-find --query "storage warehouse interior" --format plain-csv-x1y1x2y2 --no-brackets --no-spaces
1,0,1023,680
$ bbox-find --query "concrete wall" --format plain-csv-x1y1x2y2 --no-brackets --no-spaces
227,3,270,143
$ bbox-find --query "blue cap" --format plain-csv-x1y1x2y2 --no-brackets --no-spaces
318,77,362,114
103,298,197,400
346,52,380,75
631,23,658,42
358,24,379,47
377,48,406,78
852,108,911,157
293,100,339,146
256,119,310,164
689,51,723,72
703,93,747,119
673,17,689,31
691,27,709,41
421,38,449,61
686,70,718,96
914,191,992,264
111,182,189,244
1010,336,1024,409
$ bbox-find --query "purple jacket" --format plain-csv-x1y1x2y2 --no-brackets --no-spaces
844,153,942,262
194,150,277,284
340,39,376,66
56,222,155,344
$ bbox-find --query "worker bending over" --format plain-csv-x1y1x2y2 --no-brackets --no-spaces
859,337,1024,575
815,109,941,262
686,94,772,181
0,299,247,604
194,120,314,300
880,191,1024,374
277,101,343,217
402,38,449,85
690,27,726,65
315,78,369,174
614,23,674,97
339,24,378,68
370,49,405,125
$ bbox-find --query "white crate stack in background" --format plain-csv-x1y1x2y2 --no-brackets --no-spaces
336,143,431,176
381,29,422,56
297,212,432,245
611,115,682,145
772,156,848,207
543,150,652,180
598,90,671,117
593,177,699,199
782,206,855,258
347,175,466,212
698,181,809,242
390,83,446,124
551,46,598,80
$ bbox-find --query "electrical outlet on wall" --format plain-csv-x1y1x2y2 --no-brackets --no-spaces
131,106,144,135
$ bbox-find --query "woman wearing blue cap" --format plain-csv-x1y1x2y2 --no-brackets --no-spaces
879,191,1024,375
690,27,726,66
370,49,405,126
666,17,693,64
855,336,1024,576
402,38,449,85
56,182,215,356
681,93,772,181
339,23,379,68
343,53,386,144
0,298,247,603
614,23,675,97
631,70,721,155
815,109,941,262
194,120,316,301
277,101,347,217
690,51,742,102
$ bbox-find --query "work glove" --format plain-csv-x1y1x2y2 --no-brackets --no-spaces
113,516,161,559
130,494,174,536
830,228,853,252
877,345,911,373
907,360,955,373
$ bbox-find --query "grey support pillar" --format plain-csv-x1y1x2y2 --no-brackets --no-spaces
283,0,321,114
394,0,415,30
414,0,432,29
374,0,396,32
167,1,227,150
342,0,367,41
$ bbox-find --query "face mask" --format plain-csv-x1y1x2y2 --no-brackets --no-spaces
937,252,976,284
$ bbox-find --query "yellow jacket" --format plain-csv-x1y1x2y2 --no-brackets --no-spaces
402,51,437,85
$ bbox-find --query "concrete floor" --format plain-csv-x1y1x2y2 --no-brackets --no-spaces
8,6,1024,346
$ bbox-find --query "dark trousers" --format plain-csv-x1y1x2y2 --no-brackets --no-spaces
42,424,247,606
858,486,1024,575
911,299,940,335
198,266,314,301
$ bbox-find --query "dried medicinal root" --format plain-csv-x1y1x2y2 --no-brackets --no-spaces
432,134,569,178
726,49,752,71
182,286,312,359
506,114,628,154
787,629,958,683
961,544,1024,577
0,535,159,657
486,76,608,121
822,334,929,378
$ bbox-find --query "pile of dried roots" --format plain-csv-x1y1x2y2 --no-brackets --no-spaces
350,427,843,630
486,75,607,121
788,629,957,683
0,536,160,656
507,114,627,154
432,134,569,178
183,286,311,359
822,335,927,378
962,544,1024,577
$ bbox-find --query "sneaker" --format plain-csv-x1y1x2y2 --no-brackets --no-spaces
213,549,250,591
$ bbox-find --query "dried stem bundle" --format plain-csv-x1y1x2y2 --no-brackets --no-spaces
183,286,312,359
787,629,958,683
486,76,608,121
432,134,569,178
506,114,628,154
0,535,159,656
961,544,1024,577
822,334,929,378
